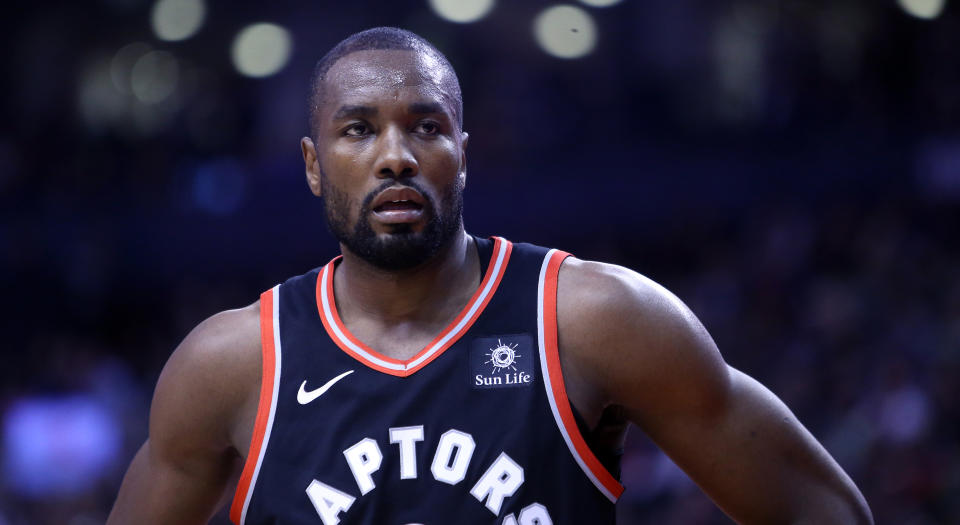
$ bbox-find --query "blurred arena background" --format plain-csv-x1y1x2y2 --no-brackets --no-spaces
2,0,959,523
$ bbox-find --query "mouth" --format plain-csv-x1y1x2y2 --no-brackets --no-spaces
370,186,427,224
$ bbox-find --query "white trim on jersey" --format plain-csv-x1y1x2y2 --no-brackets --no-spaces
536,250,622,503
239,284,283,524
319,237,510,373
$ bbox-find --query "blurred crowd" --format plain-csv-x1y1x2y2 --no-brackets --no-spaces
3,0,959,523
612,197,960,524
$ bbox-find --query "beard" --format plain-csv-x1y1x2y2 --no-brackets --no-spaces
320,173,464,271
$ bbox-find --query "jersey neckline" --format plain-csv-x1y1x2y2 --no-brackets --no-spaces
315,236,514,377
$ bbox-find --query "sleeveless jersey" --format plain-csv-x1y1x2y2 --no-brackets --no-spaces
230,237,624,525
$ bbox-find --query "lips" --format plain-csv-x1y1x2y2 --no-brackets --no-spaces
376,200,422,212
370,186,426,224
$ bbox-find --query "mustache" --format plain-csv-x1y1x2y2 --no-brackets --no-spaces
360,179,435,211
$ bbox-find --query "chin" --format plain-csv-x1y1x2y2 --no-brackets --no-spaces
338,206,462,271
378,223,417,236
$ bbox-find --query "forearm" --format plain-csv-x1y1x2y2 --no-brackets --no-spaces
640,369,872,524
732,372,873,525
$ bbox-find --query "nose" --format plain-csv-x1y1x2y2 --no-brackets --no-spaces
374,125,418,180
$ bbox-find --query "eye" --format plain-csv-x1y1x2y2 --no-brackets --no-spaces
415,121,440,135
343,123,370,137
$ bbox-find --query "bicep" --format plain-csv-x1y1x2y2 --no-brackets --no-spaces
109,439,239,525
108,306,259,524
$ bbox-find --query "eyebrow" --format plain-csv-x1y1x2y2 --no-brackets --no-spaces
331,102,448,121
408,102,445,115
332,105,377,120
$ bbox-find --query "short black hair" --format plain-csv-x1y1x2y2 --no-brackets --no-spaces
309,27,463,137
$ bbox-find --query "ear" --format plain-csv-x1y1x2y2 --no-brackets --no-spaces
459,131,469,189
301,137,323,197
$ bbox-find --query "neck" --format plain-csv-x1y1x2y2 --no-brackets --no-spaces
334,230,478,325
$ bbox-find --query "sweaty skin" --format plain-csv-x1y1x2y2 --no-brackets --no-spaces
108,48,873,524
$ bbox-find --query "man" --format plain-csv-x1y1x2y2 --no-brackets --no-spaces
108,27,873,524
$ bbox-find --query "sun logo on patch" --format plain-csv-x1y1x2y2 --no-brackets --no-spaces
484,339,520,374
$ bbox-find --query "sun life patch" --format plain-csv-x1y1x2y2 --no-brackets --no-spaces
470,334,535,389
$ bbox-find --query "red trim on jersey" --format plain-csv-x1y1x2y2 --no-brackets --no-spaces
542,250,625,501
316,237,513,377
230,288,278,524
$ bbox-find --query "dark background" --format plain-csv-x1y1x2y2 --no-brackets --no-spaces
2,0,958,523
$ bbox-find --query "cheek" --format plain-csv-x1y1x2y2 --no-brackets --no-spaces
318,154,367,216
422,142,465,207
323,141,369,172
319,143,371,192
419,138,462,174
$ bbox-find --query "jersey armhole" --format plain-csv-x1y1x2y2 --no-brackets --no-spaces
230,286,282,524
536,250,625,503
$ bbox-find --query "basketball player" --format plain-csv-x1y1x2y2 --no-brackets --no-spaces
108,28,873,524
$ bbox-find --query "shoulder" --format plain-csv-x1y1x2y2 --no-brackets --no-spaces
150,302,263,458
556,257,708,355
556,258,730,421
175,302,262,368
557,257,686,315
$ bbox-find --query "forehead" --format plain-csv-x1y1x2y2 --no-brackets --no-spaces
319,49,454,116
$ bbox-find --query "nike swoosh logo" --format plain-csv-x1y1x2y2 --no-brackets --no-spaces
297,370,354,405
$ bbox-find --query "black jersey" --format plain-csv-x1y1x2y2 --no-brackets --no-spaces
230,237,624,524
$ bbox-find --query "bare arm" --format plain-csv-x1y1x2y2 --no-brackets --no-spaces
108,304,261,525
558,259,872,524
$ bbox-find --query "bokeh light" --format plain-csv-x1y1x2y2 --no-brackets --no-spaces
3,397,122,498
578,0,622,7
231,23,293,78
897,0,946,19
428,0,495,23
150,0,206,41
131,50,179,103
533,5,597,59
78,58,126,130
110,42,152,95
79,44,183,136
